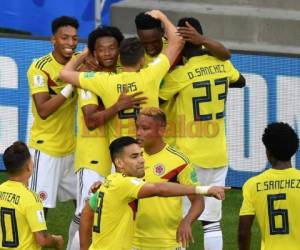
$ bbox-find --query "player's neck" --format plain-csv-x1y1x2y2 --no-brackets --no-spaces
272,160,292,170
52,51,70,65
144,140,166,155
185,49,206,59
9,175,28,187
102,66,116,73
122,65,140,72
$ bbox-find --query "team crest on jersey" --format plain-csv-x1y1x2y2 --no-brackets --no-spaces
38,191,48,201
153,164,165,176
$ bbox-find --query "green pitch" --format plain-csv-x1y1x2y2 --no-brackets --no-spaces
0,172,261,249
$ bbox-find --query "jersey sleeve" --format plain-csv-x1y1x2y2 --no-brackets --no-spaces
78,88,99,108
25,201,47,232
27,64,49,95
159,69,186,100
224,60,240,83
239,180,255,216
123,177,146,201
143,54,170,89
79,71,107,97
177,163,199,186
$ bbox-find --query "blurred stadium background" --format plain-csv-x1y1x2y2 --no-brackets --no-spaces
0,0,299,248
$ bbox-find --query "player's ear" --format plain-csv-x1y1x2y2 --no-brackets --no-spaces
114,158,123,171
51,36,56,45
158,124,166,137
25,158,33,175
139,56,145,68
93,49,97,58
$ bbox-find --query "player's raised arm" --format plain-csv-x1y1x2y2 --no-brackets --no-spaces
28,66,75,119
82,91,147,129
34,231,64,250
59,48,90,87
137,182,229,199
177,19,231,61
146,10,184,66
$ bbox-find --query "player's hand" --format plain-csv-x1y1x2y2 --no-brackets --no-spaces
176,218,194,248
89,181,102,194
177,21,205,45
207,186,231,200
146,10,164,20
117,91,147,111
82,54,100,72
52,234,64,250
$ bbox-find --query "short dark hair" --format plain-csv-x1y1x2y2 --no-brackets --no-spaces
262,122,299,161
177,17,203,35
88,26,124,53
135,12,162,30
177,17,203,57
109,136,138,162
52,16,79,34
119,37,144,66
3,141,31,175
139,107,167,127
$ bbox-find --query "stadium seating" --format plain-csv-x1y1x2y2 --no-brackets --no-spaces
111,0,300,54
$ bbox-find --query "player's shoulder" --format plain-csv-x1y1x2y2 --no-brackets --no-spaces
164,144,190,164
108,173,143,188
27,189,43,204
289,167,300,176
243,171,267,189
148,53,169,67
30,53,53,71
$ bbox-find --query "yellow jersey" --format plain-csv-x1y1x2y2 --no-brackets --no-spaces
0,181,47,250
133,144,198,249
79,54,170,142
89,173,145,250
159,55,240,168
74,89,111,176
27,52,77,156
240,168,300,250
143,39,177,146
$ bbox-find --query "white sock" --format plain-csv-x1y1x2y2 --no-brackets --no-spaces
203,222,223,250
66,214,80,250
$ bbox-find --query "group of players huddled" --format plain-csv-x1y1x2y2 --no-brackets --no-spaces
1,9,299,250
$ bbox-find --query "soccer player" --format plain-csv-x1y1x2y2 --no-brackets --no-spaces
159,17,245,250
134,12,231,65
133,107,204,249
79,136,228,250
239,122,300,250
134,12,232,146
27,16,79,210
0,141,64,249
27,15,80,249
60,10,183,142
68,26,147,250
